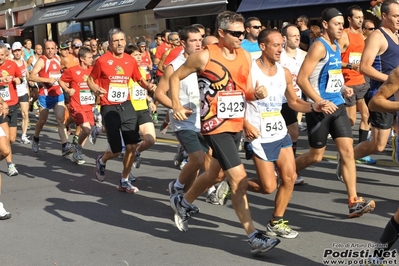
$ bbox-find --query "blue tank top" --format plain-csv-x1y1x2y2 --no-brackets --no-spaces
369,28,399,97
309,37,344,106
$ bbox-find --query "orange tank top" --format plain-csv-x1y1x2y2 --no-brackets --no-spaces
341,29,365,86
199,44,249,135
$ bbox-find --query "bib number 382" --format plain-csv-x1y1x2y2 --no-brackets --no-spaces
217,91,245,119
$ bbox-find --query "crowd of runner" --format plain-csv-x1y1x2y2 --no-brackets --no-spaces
0,1,398,261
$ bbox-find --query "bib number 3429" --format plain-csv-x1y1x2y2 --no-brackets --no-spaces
217,91,245,119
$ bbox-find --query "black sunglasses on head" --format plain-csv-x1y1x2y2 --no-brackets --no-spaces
223,29,245,38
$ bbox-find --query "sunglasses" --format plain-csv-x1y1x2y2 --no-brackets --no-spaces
365,27,375,30
171,38,180,41
223,29,245,38
252,25,262,29
73,46,81,49
201,34,205,38
296,20,302,23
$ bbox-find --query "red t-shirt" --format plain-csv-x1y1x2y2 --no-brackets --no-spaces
155,42,171,77
0,60,22,106
38,56,62,96
60,65,93,111
90,51,142,106
164,46,184,67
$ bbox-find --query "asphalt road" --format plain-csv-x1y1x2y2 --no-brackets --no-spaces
0,110,398,266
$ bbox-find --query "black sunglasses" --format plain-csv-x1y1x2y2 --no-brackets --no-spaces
223,29,245,38
252,25,262,29
365,27,375,30
201,34,205,38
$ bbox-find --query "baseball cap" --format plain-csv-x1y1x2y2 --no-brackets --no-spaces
4,43,11,49
12,42,23,51
321,8,343,22
59,42,69,50
138,42,146,47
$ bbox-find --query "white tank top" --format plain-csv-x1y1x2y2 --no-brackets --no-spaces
280,48,305,101
245,61,287,144
168,51,201,132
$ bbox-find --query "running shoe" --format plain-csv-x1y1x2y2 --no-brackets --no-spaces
298,122,307,132
205,191,220,205
95,155,106,182
216,180,231,205
349,197,375,218
336,154,344,183
20,135,31,144
128,172,136,182
133,152,141,169
61,142,74,156
266,219,299,239
294,176,305,185
168,180,184,197
7,164,19,177
72,135,78,145
356,155,377,165
170,194,189,232
152,112,158,124
173,145,185,167
118,179,139,194
71,148,85,165
392,135,399,164
0,202,11,220
31,140,39,153
180,159,188,170
89,126,99,145
249,232,280,255
160,120,170,135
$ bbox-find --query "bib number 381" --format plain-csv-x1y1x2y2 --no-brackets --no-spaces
108,84,128,102
217,91,245,119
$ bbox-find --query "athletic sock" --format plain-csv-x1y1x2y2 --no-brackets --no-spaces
174,180,184,190
33,136,39,142
180,197,191,208
207,186,216,194
248,230,259,241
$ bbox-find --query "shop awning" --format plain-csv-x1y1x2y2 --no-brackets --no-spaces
237,0,367,12
0,27,22,37
154,0,227,19
75,0,153,20
22,1,91,28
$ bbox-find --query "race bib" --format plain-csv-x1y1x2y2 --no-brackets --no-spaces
16,81,28,97
49,72,61,85
80,90,95,105
349,52,361,65
260,111,286,139
0,85,11,101
132,85,146,100
108,83,128,102
217,91,245,119
326,69,344,93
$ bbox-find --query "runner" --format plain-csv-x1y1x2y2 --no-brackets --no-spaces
11,42,31,144
338,5,375,164
350,0,399,165
29,40,74,156
59,47,94,165
296,8,375,218
244,29,329,239
87,28,156,193
0,43,23,176
169,11,280,254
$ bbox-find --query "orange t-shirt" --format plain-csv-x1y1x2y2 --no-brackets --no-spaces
199,44,249,135
341,29,365,86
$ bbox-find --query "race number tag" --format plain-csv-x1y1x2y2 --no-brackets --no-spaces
260,111,286,139
217,91,245,119
16,82,28,97
0,85,11,101
132,86,146,100
80,90,95,105
49,72,61,85
108,83,128,102
326,69,344,93
349,52,361,65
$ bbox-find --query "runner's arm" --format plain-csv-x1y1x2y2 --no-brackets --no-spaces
360,30,388,82
369,67,399,112
154,65,173,109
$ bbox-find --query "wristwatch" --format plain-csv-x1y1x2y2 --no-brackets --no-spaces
346,63,353,70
